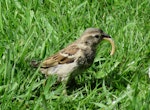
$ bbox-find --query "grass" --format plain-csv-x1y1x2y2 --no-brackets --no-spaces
0,0,150,109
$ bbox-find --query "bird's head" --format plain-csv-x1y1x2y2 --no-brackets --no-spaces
80,28,115,55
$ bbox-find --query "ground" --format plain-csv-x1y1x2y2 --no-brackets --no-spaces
0,0,150,109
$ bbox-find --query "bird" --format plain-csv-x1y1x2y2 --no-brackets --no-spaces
31,28,115,86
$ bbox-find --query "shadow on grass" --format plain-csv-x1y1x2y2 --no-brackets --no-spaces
67,52,150,94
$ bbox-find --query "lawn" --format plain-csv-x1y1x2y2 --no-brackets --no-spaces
0,0,150,109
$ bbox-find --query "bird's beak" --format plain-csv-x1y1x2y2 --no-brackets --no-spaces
102,33,115,55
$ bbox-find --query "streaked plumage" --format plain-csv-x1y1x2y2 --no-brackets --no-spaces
32,28,115,84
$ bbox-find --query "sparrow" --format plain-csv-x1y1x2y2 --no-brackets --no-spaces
31,28,115,85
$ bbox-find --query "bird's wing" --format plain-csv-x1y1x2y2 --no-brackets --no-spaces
41,45,79,68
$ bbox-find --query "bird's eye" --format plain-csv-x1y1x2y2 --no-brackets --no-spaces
94,35,99,38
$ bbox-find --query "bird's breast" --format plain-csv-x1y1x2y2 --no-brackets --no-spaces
77,47,96,67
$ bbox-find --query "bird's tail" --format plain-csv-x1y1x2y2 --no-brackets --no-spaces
31,60,41,68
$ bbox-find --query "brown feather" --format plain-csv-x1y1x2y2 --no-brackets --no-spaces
59,57,75,64
41,45,79,68
61,45,79,56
